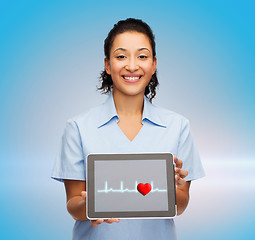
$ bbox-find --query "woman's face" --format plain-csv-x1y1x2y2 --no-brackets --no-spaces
105,31,157,97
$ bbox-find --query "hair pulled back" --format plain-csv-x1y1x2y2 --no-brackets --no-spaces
97,18,159,102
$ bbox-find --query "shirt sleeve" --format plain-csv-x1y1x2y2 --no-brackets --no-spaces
51,119,86,182
176,118,205,181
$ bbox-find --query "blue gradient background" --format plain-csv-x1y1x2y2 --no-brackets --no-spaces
1,0,254,239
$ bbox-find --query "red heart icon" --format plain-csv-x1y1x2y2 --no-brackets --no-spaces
137,183,152,196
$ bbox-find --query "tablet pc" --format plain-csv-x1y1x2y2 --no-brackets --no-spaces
86,153,176,219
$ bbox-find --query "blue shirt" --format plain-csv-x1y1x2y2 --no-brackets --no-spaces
52,93,205,240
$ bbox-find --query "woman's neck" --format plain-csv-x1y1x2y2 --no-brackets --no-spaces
112,89,144,117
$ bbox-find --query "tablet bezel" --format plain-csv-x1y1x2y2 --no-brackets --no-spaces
86,153,176,219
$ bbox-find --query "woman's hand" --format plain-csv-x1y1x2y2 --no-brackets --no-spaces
174,156,188,188
81,191,120,228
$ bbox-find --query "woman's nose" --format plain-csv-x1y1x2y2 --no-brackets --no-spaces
125,58,139,72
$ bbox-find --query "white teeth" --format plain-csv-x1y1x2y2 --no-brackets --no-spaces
124,76,140,80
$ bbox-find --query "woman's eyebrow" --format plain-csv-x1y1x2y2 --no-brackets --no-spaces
138,47,151,52
113,47,151,53
113,48,126,53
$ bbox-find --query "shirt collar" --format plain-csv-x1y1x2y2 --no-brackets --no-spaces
142,96,167,128
97,92,167,128
97,92,119,128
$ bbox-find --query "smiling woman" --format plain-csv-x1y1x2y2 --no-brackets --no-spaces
51,18,205,240
104,32,157,98
98,18,159,102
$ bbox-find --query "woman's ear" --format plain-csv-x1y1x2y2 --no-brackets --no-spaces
152,57,157,74
104,58,111,75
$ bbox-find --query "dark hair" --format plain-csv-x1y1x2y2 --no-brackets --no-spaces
97,18,159,102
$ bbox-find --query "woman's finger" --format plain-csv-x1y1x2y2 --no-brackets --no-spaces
90,219,104,228
81,191,87,200
174,156,183,169
105,218,120,224
178,169,188,178
90,218,120,227
175,175,186,188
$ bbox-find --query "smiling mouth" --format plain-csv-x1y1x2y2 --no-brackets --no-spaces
122,75,143,81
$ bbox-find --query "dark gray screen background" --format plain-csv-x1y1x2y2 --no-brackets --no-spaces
95,160,168,212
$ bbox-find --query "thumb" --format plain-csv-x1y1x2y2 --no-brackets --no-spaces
81,191,87,200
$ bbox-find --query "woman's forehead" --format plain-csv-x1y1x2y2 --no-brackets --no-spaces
111,31,152,51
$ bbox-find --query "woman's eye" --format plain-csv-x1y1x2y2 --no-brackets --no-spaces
139,55,148,59
116,55,126,59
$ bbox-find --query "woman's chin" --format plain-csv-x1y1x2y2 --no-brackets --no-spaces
113,86,145,97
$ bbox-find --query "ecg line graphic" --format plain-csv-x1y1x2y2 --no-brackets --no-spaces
97,181,167,193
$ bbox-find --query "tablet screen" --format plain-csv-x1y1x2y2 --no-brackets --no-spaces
95,159,168,212
87,153,176,219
